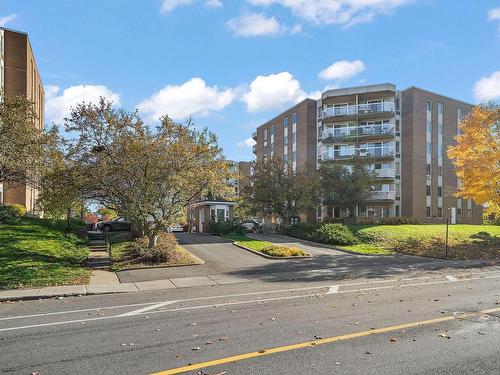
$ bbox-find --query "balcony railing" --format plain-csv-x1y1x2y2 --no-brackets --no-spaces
369,191,396,201
373,169,395,178
252,144,256,154
252,131,257,140
322,102,395,119
322,147,395,161
322,124,394,140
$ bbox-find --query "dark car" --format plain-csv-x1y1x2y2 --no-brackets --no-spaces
96,217,131,232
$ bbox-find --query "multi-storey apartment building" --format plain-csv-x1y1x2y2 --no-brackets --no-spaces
253,83,482,224
0,27,44,214
253,99,317,172
227,160,253,197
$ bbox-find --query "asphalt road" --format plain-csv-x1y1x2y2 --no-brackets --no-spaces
1,267,499,374
118,233,495,284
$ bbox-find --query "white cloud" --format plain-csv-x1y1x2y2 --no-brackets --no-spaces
237,137,257,148
318,59,366,80
205,0,223,7
473,71,500,102
488,8,500,21
160,0,222,13
0,14,17,27
247,0,411,27
226,12,283,37
45,85,121,123
241,72,309,112
290,24,303,34
138,78,236,121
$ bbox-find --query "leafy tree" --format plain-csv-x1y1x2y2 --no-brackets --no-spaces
63,99,229,248
447,103,500,205
0,95,45,187
36,126,86,224
244,156,320,224
320,159,376,217
96,207,118,221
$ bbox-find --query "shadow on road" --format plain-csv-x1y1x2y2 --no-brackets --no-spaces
224,253,494,283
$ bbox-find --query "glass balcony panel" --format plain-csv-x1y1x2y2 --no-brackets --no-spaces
322,102,395,119
369,191,396,200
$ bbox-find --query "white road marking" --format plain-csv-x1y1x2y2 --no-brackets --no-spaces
118,300,178,316
326,285,339,294
1,274,499,332
2,271,500,322
446,275,458,281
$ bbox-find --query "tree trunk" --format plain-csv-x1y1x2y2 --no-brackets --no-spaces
148,233,159,248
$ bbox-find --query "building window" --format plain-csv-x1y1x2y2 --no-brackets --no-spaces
264,128,268,140
426,207,431,218
283,117,289,128
292,113,297,125
437,186,442,197
457,208,462,217
395,205,400,217
395,119,400,132
437,207,442,218
467,209,472,218
426,164,431,175
426,185,431,196
395,141,400,153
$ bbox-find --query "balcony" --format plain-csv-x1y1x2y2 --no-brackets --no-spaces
322,124,394,142
321,102,395,121
368,191,396,201
252,144,256,154
322,147,395,162
252,131,257,140
374,169,395,179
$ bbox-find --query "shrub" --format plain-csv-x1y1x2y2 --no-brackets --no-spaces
0,204,15,222
9,204,26,217
357,217,377,225
208,221,245,235
312,223,358,245
132,233,178,263
283,223,320,240
380,217,419,225
260,245,307,257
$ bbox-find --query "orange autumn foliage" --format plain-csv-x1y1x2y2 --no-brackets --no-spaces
447,103,500,205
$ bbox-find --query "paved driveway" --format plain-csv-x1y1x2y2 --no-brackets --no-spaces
117,232,493,284
117,233,278,283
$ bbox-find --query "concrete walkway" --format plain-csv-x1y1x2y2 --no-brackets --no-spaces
0,273,254,301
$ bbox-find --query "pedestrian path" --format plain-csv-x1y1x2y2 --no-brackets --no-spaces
0,273,254,301
87,231,112,269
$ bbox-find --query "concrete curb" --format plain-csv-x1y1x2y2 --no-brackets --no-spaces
210,234,312,259
231,242,312,260
269,233,390,257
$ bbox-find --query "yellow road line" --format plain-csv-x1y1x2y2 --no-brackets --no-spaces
150,307,500,375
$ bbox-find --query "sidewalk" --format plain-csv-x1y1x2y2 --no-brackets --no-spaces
0,271,253,301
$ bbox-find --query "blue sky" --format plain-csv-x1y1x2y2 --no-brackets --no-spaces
1,0,499,161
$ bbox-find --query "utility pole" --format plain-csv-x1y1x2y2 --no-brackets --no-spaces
445,217,449,259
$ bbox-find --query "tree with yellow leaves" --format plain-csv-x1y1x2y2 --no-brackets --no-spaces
447,103,499,206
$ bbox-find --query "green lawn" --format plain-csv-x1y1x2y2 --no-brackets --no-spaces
223,234,308,257
0,217,91,289
347,224,500,259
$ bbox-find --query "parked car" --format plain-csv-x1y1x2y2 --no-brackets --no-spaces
241,219,261,232
96,217,131,232
167,224,184,232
